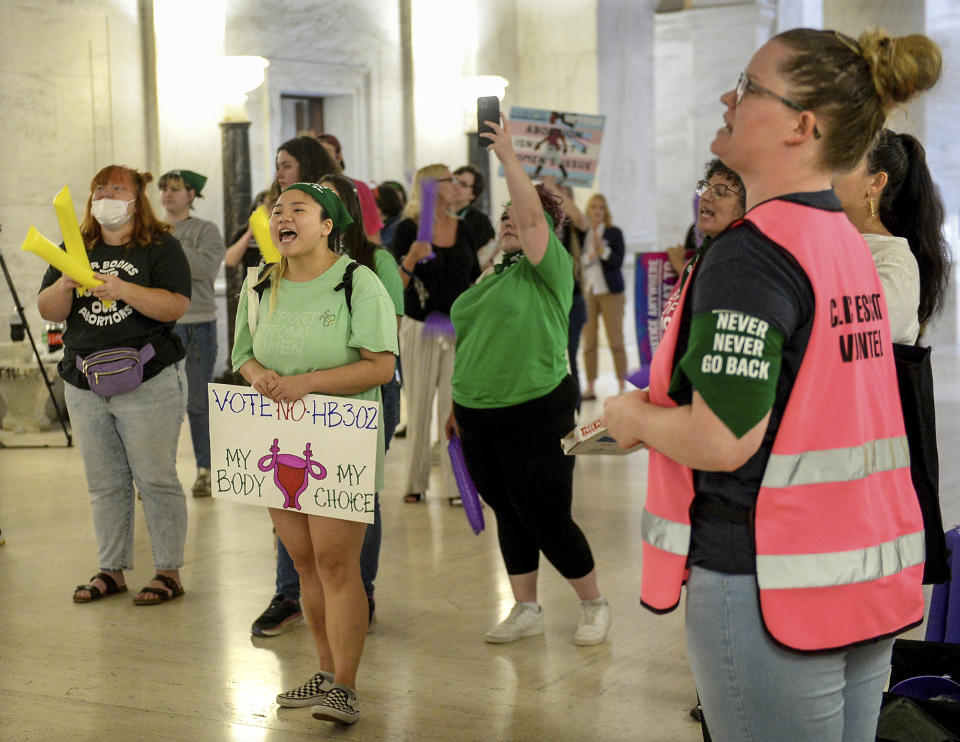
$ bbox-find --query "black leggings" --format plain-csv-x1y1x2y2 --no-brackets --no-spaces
454,375,595,579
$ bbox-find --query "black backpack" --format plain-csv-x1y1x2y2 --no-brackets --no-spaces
247,260,360,335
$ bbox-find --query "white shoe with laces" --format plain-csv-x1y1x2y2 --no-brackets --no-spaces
573,597,611,646
484,602,544,643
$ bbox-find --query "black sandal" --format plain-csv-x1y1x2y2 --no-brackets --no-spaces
403,493,423,504
73,572,127,603
133,574,185,605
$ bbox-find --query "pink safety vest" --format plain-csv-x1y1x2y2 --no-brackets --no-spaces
640,199,925,651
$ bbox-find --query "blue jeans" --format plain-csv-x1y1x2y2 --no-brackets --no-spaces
276,376,401,602
65,363,187,571
685,566,893,742
173,321,217,469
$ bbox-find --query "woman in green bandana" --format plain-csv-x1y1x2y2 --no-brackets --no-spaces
445,115,611,647
232,183,398,726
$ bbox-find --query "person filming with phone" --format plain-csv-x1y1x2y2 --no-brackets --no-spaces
445,113,611,647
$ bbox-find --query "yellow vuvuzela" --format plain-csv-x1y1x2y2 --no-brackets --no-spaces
21,226,112,308
249,206,282,263
53,185,90,298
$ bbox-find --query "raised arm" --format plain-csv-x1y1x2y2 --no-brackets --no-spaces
481,113,550,265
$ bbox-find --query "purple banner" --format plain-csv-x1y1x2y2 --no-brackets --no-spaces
634,252,681,367
417,178,437,262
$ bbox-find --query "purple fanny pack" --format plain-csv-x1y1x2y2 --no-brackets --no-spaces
76,344,156,397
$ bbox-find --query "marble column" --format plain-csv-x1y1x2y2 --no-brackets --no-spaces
777,0,823,31
597,0,658,250
220,121,251,379
923,0,960,344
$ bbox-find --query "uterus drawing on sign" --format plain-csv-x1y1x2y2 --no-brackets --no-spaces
258,438,327,510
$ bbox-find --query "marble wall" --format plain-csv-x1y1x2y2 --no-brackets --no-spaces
0,0,149,337
653,2,778,248
225,0,406,206
4,0,960,346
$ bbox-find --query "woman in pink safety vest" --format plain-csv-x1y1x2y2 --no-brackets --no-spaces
604,28,941,742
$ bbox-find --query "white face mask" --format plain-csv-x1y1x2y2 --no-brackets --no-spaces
91,198,135,229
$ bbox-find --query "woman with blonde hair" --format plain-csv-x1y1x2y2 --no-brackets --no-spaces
580,192,626,399
393,164,480,503
38,165,191,605
605,27,941,741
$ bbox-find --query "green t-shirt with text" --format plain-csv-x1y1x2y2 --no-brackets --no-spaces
232,255,399,490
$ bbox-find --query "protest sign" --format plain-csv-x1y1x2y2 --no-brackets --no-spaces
505,107,605,188
208,383,379,523
634,252,682,367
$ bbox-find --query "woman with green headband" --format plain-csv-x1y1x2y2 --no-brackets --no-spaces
232,182,398,726
444,115,611,647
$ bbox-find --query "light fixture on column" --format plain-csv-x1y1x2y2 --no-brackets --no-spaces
219,56,269,122
219,55,268,381
461,75,509,132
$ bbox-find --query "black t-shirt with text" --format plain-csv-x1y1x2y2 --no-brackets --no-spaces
668,193,845,573
39,233,192,389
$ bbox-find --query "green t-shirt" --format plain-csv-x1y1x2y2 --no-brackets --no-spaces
232,255,399,490
450,233,573,408
373,247,404,316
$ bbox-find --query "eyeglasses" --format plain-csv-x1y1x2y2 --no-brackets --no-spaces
735,71,821,140
696,180,742,200
435,177,456,184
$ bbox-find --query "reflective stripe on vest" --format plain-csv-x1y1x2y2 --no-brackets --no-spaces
762,435,910,489
757,530,925,590
642,509,690,557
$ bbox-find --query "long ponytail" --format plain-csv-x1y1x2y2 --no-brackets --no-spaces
870,130,951,325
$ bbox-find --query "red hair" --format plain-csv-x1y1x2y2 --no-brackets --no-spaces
80,165,171,249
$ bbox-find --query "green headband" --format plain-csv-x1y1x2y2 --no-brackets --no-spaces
168,169,207,196
282,182,354,231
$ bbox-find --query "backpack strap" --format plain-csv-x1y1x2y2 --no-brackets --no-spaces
246,262,276,337
334,260,360,314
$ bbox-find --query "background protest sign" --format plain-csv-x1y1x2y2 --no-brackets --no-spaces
504,107,605,188
208,383,379,523
634,252,682,367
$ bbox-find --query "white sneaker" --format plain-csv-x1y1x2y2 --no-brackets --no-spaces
484,602,544,643
573,597,611,646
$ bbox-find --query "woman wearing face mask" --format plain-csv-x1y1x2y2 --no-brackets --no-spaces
580,193,626,400
37,165,192,606
234,183,397,725
833,129,950,343
604,29,940,741
249,135,341,640
394,164,480,504
445,116,611,647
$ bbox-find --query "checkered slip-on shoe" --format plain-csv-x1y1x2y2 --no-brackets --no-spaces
276,670,335,708
311,684,360,725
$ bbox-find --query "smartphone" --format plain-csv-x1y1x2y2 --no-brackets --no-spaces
477,96,500,144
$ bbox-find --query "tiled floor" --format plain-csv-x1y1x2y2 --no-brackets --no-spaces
0,342,952,740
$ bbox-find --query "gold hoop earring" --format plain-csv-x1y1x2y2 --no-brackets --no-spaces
868,198,876,219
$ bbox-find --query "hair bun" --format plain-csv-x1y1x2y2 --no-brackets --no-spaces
858,29,942,112
142,171,154,184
